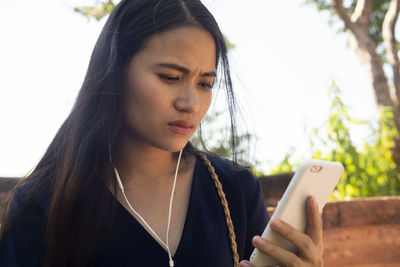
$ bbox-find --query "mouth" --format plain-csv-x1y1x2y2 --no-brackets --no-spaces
168,120,195,135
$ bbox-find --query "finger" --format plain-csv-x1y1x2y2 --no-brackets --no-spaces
270,219,317,261
239,260,251,267
252,236,303,267
306,196,324,251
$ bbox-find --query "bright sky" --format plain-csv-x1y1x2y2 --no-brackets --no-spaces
0,0,376,177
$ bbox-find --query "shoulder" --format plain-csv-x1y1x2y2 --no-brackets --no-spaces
203,153,257,182
0,179,48,267
199,153,261,202
197,153,269,260
5,178,50,224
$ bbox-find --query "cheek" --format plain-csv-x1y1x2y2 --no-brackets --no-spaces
198,92,212,118
125,75,169,113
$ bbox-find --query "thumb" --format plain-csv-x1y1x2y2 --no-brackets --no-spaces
239,260,252,267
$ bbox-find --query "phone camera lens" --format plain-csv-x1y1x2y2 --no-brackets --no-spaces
310,165,322,172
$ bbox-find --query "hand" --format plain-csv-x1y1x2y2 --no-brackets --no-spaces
239,196,324,267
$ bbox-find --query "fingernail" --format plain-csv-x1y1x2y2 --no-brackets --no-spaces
310,196,317,207
241,260,251,267
253,236,267,247
271,219,283,229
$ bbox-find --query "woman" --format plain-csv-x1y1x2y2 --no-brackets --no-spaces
0,0,324,266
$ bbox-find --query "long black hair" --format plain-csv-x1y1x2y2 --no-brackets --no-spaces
0,0,239,266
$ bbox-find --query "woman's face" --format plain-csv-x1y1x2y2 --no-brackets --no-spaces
122,25,216,152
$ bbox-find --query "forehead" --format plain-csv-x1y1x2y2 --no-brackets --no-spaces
134,26,216,71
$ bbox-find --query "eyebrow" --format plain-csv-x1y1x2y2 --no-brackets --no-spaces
156,63,216,77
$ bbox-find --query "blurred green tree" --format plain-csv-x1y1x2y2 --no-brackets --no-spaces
305,0,400,173
190,110,257,169
272,81,400,199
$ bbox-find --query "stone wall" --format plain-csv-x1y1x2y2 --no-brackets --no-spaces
321,197,400,266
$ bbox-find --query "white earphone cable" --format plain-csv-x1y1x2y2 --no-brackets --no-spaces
166,149,182,266
112,149,183,267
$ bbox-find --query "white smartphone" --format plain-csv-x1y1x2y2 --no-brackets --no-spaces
249,159,344,267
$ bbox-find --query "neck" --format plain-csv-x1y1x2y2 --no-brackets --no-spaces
112,131,190,187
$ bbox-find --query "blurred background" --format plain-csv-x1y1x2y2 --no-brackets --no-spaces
1,1,400,265
1,0,400,200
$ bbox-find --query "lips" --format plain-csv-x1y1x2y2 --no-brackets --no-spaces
168,120,194,135
168,120,194,128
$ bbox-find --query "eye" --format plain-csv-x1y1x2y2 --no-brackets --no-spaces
198,82,213,90
158,74,179,82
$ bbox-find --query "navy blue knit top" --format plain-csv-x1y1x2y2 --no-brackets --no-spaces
0,154,269,267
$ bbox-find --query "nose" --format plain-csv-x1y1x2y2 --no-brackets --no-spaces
174,83,200,113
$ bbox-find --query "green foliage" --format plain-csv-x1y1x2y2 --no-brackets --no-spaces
190,110,257,168
251,167,266,177
223,35,236,50
304,0,390,48
269,148,298,175
74,0,116,21
272,81,400,199
369,0,390,46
